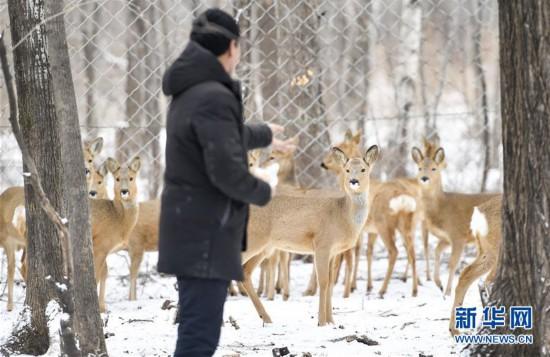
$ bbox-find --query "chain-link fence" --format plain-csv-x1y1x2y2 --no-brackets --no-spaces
0,0,501,197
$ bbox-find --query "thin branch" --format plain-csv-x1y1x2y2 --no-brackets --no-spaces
0,31,70,276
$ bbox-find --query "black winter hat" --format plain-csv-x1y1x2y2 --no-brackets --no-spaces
190,8,240,56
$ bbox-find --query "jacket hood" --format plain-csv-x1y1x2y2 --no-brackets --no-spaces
162,41,240,98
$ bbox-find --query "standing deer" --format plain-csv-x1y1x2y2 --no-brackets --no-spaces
411,141,498,295
309,129,423,298
449,195,502,336
90,156,141,312
241,145,379,326
0,186,25,311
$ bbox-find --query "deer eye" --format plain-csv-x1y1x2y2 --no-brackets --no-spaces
346,169,350,173
130,177,134,181
98,181,102,185
88,160,92,163
361,169,366,173
431,168,436,171
116,178,120,182
270,157,275,160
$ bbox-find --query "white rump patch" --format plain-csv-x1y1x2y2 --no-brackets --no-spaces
13,205,26,227
389,195,416,214
471,207,489,237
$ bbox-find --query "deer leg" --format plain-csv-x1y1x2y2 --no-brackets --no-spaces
378,229,397,298
444,240,466,296
240,252,272,324
315,248,332,326
93,252,108,313
99,261,108,313
400,228,418,297
6,242,15,311
266,253,278,300
449,254,491,336
366,233,376,293
342,249,353,298
331,253,343,286
327,256,335,324
422,222,431,281
351,237,362,292
279,251,290,301
257,259,267,296
303,264,317,296
434,240,449,291
129,247,144,301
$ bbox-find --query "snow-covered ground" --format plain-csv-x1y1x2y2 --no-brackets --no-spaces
0,238,482,356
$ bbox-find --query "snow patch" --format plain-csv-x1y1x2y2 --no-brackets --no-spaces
389,195,417,214
470,207,488,237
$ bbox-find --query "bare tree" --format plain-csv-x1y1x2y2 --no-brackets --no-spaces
473,0,491,192
1,1,106,355
278,0,329,187
118,0,162,198
81,0,101,129
393,0,422,178
471,0,549,355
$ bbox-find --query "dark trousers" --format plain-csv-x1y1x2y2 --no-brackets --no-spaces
174,276,229,357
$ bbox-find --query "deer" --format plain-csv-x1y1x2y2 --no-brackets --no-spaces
411,140,499,296
0,186,26,311
449,195,502,336
84,137,104,189
303,130,363,298
240,145,379,326
307,129,423,298
256,141,299,301
90,156,141,312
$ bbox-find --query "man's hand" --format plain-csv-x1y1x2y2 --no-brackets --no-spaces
267,123,297,153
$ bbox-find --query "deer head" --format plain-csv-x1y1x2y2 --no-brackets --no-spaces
83,137,104,188
88,161,109,199
106,156,141,203
321,129,362,172
331,145,379,195
411,139,446,189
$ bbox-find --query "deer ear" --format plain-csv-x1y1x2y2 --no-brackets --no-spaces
97,161,109,178
129,156,141,172
331,147,348,165
364,145,379,166
105,157,120,174
433,148,445,165
344,129,353,142
88,137,104,156
411,147,423,164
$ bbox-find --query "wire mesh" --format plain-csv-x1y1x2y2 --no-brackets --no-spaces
0,0,501,196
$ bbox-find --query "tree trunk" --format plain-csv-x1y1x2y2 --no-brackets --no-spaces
4,1,66,354
45,1,107,355
278,0,329,188
142,3,162,198
81,0,101,129
471,1,550,355
473,0,491,192
394,0,422,178
117,0,147,161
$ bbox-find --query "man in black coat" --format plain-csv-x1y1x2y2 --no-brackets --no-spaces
158,8,294,357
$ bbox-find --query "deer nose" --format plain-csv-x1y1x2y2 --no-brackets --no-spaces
121,189,129,195
420,176,429,183
89,191,97,198
349,178,359,185
320,162,328,170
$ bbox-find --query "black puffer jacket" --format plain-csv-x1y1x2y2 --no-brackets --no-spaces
157,41,272,281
